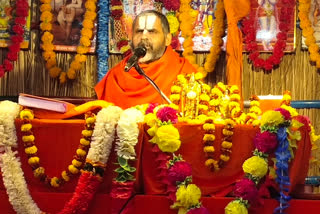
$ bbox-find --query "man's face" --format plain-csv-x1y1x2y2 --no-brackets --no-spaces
132,14,170,63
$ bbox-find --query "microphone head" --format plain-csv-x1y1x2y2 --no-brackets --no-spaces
134,45,147,58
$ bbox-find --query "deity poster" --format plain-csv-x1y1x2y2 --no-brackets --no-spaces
49,0,96,53
301,0,320,49
0,0,32,49
246,0,296,52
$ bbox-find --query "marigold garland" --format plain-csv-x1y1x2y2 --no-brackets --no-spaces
298,0,320,68
40,0,97,83
242,0,295,71
0,0,29,77
179,0,225,80
19,109,96,188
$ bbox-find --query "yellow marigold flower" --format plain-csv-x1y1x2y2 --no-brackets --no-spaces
216,82,226,92
77,46,89,54
40,4,51,12
80,138,90,146
282,94,291,102
43,51,56,61
176,184,201,207
22,135,35,142
252,120,260,127
203,146,215,153
40,0,51,3
25,145,37,154
40,11,53,22
68,164,80,174
225,200,248,214
75,54,87,63
170,94,180,102
260,111,284,127
83,19,94,29
144,113,158,128
205,158,215,167
50,177,60,188
222,129,233,136
200,94,210,102
21,123,32,132
85,0,96,11
225,119,236,126
250,106,262,115
309,43,319,54
80,36,91,47
221,141,232,149
229,85,239,94
243,156,268,178
59,72,67,84
71,61,82,70
198,104,208,111
42,43,54,52
40,22,52,31
195,70,207,80
171,85,181,93
84,11,97,21
166,13,179,34
49,67,62,78
76,149,87,157
61,171,70,182
72,159,83,168
250,100,260,107
20,110,34,120
203,134,215,141
220,154,230,162
209,99,220,107
33,167,45,178
86,116,95,124
28,157,40,166
67,68,76,80
155,125,181,153
177,74,187,84
229,101,240,110
280,105,298,117
230,94,241,102
82,130,93,137
203,123,215,131
120,45,130,54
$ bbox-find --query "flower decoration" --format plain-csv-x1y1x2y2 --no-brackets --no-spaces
179,0,225,79
19,109,96,187
245,95,261,126
242,0,295,71
0,0,29,77
40,0,96,83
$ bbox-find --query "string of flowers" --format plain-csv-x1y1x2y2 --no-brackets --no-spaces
111,106,145,200
97,0,110,81
245,95,262,126
145,104,209,214
179,0,225,80
242,0,295,70
0,0,29,77
19,109,95,188
111,0,131,56
298,0,320,68
40,0,97,83
203,118,235,171
0,103,122,214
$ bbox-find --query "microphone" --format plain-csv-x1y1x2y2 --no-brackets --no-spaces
124,45,147,72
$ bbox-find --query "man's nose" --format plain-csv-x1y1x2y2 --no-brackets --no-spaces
141,29,149,39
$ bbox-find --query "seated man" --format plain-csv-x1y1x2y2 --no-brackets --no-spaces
95,10,196,109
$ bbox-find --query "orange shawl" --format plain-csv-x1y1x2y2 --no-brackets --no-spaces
95,46,196,109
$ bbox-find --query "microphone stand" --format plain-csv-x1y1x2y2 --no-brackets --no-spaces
134,63,172,104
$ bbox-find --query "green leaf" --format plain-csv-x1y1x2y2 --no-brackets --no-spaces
114,167,125,173
118,157,128,167
116,174,127,183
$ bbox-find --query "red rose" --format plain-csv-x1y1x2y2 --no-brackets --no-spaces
163,0,180,11
0,66,5,77
246,43,258,51
277,32,287,40
253,58,265,68
264,59,274,70
9,44,21,53
11,35,24,43
156,106,178,123
167,161,192,185
4,59,13,71
16,8,29,17
249,52,259,61
12,25,25,35
234,178,259,203
7,52,18,61
170,36,180,49
15,17,26,25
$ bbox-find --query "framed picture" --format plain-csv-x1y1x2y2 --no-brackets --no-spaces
50,0,96,52
248,0,296,52
301,0,320,49
0,0,32,49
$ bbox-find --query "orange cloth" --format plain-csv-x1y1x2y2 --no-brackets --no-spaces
95,46,196,109
225,0,250,99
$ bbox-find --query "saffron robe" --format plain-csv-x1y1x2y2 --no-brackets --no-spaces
95,46,196,109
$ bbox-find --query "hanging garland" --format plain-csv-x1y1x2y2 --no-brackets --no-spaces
297,0,320,67
97,0,110,81
179,0,225,80
40,0,96,83
0,103,122,214
242,0,295,71
19,109,96,188
0,0,29,77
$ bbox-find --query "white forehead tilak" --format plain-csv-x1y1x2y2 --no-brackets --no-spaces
137,14,157,30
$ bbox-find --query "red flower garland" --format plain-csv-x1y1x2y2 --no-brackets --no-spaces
0,0,29,77
242,0,295,71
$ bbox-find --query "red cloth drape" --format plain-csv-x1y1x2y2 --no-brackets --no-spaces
95,46,196,109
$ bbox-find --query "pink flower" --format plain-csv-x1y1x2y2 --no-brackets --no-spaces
167,161,192,185
146,103,159,114
234,178,258,203
171,36,180,50
156,106,178,123
187,207,210,214
274,108,291,121
254,131,278,154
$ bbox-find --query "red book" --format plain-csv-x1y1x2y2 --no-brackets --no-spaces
18,93,75,113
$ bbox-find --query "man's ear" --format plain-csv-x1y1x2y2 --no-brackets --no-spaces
165,33,172,46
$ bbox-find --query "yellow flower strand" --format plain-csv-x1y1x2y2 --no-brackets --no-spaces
298,0,320,68
19,109,96,187
40,0,97,83
179,0,225,80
